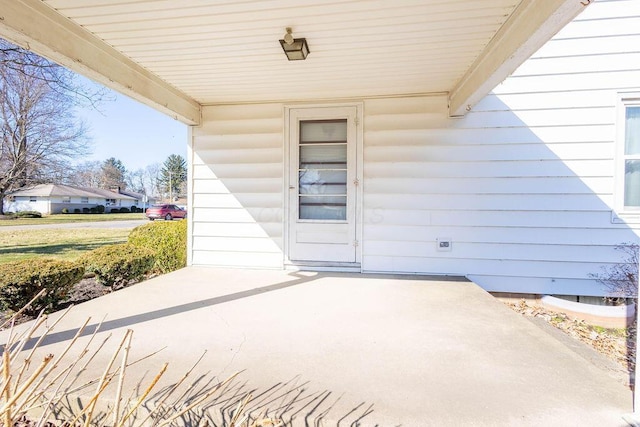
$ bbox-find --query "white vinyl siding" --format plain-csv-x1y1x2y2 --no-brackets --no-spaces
361,0,640,296
187,0,640,296
361,92,636,296
190,104,284,268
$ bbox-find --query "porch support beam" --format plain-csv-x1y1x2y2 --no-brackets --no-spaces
448,0,588,117
0,0,201,125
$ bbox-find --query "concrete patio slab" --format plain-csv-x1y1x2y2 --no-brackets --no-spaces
2,267,632,426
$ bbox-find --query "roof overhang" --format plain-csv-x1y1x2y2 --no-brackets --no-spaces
0,0,589,125
448,0,587,116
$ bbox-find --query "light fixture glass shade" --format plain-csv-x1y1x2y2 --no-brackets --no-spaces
279,38,310,60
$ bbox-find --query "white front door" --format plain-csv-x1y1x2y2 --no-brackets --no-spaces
287,106,360,264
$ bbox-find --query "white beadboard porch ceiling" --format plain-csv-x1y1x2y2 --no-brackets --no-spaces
0,0,587,123
44,0,518,104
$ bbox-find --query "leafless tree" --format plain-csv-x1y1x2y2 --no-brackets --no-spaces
64,160,103,188
144,163,162,198
590,242,639,300
0,39,106,108
125,168,146,194
0,39,104,214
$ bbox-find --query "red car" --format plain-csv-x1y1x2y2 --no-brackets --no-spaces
145,204,187,221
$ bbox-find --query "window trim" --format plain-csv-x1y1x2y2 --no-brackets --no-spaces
614,92,640,223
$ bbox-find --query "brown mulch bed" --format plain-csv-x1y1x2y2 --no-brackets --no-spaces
506,299,636,374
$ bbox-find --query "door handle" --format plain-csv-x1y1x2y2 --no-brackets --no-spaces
289,186,296,190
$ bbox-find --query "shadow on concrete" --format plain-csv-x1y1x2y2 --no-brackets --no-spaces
49,357,380,426
141,372,379,427
14,271,468,352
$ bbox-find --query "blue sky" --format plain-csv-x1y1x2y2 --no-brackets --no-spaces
76,86,188,171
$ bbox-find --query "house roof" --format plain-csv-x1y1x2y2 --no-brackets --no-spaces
0,1,588,121
10,184,137,200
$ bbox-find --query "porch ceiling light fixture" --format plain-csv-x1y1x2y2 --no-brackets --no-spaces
280,27,310,61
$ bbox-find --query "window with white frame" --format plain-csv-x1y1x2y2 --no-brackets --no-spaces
62,196,71,203
81,197,88,203
619,97,640,213
29,196,37,202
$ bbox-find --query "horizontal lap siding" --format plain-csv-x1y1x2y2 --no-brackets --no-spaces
190,104,284,268
361,0,640,296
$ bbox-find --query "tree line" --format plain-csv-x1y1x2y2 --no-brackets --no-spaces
0,38,186,214
64,155,188,201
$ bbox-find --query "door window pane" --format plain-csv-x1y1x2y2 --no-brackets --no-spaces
299,170,347,194
298,120,347,220
299,196,347,220
300,120,347,143
300,145,346,169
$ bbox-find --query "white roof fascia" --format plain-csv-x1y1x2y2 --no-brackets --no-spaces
0,0,201,125
448,0,589,117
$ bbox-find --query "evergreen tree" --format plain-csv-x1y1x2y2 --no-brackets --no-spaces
100,157,127,190
159,154,187,201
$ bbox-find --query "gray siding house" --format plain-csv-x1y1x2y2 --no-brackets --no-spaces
4,184,139,214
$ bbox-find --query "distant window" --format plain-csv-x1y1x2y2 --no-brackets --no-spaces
106,198,116,206
29,196,37,202
81,197,88,203
62,196,71,203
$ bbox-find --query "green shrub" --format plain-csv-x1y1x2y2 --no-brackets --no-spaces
119,207,130,213
110,208,120,213
15,210,42,218
73,208,81,213
129,220,187,274
81,243,155,289
0,259,84,314
61,208,69,214
82,207,90,213
89,207,97,213
96,204,105,214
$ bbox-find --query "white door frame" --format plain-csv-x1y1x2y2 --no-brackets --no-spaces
283,102,363,268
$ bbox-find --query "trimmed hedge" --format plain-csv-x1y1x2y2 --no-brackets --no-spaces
0,259,84,314
128,220,187,274
81,243,155,289
15,211,42,218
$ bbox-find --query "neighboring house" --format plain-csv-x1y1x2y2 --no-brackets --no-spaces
2,1,637,298
4,184,138,214
120,191,157,211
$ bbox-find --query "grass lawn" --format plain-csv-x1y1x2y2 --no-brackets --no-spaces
0,228,130,264
0,212,145,227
